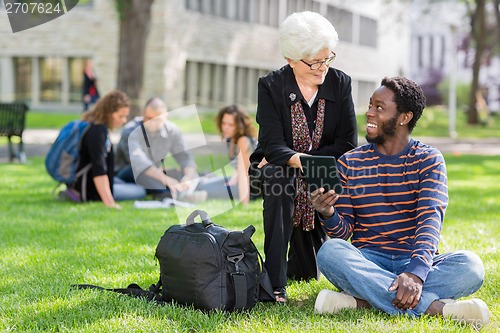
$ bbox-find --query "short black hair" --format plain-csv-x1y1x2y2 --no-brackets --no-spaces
381,77,426,133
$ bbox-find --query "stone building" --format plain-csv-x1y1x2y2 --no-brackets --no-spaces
0,0,410,112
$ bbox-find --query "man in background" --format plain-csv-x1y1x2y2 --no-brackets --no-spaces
115,97,202,200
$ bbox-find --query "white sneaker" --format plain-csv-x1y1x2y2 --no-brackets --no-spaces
442,298,490,329
314,289,357,314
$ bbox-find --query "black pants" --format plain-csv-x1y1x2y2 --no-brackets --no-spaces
260,163,328,289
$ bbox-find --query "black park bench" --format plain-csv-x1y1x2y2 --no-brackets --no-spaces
0,102,29,163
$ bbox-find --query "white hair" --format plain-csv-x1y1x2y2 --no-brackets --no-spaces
279,11,339,61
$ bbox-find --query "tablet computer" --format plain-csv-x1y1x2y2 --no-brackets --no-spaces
299,155,343,194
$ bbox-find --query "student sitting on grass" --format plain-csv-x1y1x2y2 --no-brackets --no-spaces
197,105,257,205
311,77,489,329
66,90,146,209
114,97,203,201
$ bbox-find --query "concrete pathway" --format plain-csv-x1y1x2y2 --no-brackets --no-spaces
0,129,223,163
1,129,499,163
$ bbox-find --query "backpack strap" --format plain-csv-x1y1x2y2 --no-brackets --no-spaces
140,122,167,174
185,209,212,226
140,122,154,160
227,253,248,310
76,122,93,202
53,164,92,202
230,272,247,310
73,277,165,304
52,163,92,202
76,164,92,202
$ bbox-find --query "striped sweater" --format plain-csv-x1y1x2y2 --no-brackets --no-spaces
320,139,448,281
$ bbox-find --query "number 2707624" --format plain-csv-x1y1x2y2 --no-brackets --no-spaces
5,2,62,14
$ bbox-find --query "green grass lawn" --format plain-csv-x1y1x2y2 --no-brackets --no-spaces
24,110,219,135
0,155,498,332
25,112,81,129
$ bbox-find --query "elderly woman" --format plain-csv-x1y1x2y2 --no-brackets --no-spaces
249,11,358,302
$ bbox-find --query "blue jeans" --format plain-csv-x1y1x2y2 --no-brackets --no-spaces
317,239,485,316
113,177,146,201
197,176,239,200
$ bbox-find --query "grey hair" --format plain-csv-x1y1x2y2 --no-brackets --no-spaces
144,97,167,113
279,11,339,61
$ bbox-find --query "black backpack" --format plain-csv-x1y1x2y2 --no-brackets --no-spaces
75,210,274,311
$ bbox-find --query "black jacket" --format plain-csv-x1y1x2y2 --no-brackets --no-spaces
250,65,358,165
75,123,113,201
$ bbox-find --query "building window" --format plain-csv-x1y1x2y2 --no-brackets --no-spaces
237,0,251,22
186,0,202,11
40,57,63,102
287,0,321,16
357,80,376,108
418,36,423,68
212,63,227,103
326,5,353,43
69,58,86,103
14,58,32,102
184,60,270,107
429,35,434,68
268,0,280,27
359,16,377,48
185,0,280,25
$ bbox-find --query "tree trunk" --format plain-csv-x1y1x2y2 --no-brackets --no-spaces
116,0,155,118
467,0,487,125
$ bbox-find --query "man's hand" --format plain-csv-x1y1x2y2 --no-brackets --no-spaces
310,188,339,219
389,272,423,311
164,176,189,194
181,167,198,182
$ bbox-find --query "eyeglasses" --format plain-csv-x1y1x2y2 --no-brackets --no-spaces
300,52,336,70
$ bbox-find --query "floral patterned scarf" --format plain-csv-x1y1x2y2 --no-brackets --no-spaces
291,98,325,231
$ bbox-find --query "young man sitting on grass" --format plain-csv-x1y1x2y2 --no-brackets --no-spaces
311,77,489,329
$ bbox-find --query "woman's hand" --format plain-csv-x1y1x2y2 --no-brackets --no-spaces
287,153,305,171
106,203,122,210
93,175,120,209
257,157,268,169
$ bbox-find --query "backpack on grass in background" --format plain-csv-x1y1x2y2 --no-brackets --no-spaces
45,120,92,202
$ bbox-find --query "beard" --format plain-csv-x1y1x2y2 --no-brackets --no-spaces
365,115,398,145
